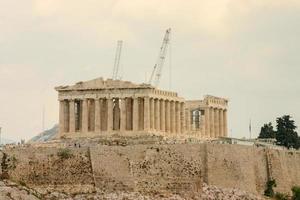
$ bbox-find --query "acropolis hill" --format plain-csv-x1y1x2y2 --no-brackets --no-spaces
55,77,228,139
1,77,300,200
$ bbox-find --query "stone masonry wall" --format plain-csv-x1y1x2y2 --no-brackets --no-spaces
205,144,268,194
0,151,3,175
90,144,205,193
90,144,300,195
268,149,300,194
1,144,300,195
2,147,95,194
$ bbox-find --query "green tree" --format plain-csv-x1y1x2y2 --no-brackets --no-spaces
57,148,73,159
264,179,276,197
292,186,300,200
258,122,276,139
276,115,299,149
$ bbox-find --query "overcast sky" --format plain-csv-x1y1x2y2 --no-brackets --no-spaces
1,0,300,141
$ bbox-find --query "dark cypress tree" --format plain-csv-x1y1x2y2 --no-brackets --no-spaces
276,115,299,149
258,122,276,139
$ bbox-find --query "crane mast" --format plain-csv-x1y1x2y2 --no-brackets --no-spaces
112,40,123,80
148,28,171,87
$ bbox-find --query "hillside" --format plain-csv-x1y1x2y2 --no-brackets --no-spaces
29,124,59,142
2,142,299,197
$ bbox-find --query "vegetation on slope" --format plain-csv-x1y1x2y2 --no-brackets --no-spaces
258,115,300,149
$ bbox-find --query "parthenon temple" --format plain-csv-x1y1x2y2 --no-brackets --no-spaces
55,77,228,139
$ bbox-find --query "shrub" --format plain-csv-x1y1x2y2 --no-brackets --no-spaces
264,179,277,197
9,155,18,169
18,180,26,187
0,172,9,180
57,148,73,159
275,192,289,200
11,155,17,163
292,186,300,200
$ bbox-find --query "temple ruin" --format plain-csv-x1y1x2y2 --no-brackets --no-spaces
55,77,228,139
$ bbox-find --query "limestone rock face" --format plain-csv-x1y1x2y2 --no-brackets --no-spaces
0,180,40,200
200,183,265,200
0,180,265,200
2,142,299,198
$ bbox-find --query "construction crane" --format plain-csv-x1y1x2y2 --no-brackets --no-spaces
148,28,171,87
112,40,123,80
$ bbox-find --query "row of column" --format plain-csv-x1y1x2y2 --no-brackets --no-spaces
183,108,227,138
204,107,227,138
59,97,185,135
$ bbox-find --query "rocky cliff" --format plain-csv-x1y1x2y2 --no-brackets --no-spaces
0,142,299,198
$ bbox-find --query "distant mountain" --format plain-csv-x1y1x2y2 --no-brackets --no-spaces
29,124,59,143
0,138,16,145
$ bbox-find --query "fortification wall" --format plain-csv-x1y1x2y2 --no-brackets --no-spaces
268,149,300,194
90,144,205,193
205,144,268,194
0,151,3,175
1,147,95,194
1,143,299,195
89,144,271,194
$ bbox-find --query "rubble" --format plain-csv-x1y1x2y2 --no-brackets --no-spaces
0,180,265,200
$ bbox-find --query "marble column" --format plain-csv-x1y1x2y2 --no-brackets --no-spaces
201,112,205,138
165,100,171,133
59,100,65,134
219,109,224,137
205,108,210,138
64,101,70,132
69,100,75,133
186,109,191,132
170,101,176,133
155,99,160,131
100,99,107,131
180,103,185,134
160,100,165,132
82,99,88,133
144,97,150,131
88,99,95,131
132,98,139,131
75,101,81,131
214,108,219,138
125,98,133,130
209,107,214,138
120,98,126,132
224,109,228,137
113,99,120,131
107,98,113,132
176,102,181,134
150,98,155,130
192,112,196,131
95,99,101,132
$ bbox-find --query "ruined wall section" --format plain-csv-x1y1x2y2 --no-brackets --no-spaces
2,147,94,194
268,150,300,194
90,144,205,193
206,144,268,194
90,144,300,195
1,144,300,195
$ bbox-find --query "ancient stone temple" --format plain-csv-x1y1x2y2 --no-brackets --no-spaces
55,77,228,139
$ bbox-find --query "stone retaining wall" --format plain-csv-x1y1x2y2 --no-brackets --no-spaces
1,147,95,194
1,143,299,195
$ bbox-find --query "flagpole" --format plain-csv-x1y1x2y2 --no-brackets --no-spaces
249,119,252,139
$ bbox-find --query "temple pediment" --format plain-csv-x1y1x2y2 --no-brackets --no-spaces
55,77,153,91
